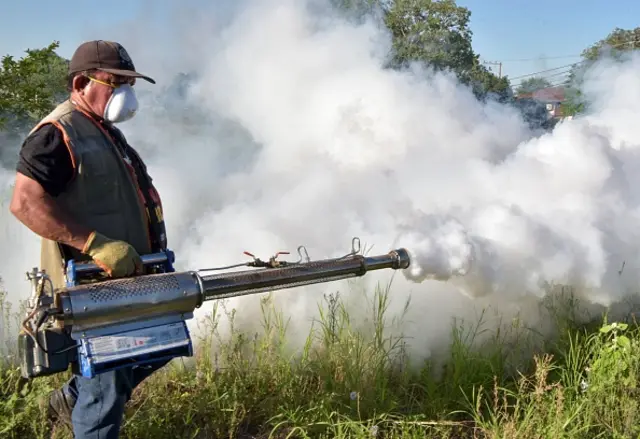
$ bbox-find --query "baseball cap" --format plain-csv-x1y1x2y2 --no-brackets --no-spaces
69,40,156,84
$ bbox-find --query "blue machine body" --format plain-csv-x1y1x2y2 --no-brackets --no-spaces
65,249,194,378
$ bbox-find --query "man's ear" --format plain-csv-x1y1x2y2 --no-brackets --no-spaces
71,74,90,93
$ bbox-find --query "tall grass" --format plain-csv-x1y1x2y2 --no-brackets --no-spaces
1,278,640,438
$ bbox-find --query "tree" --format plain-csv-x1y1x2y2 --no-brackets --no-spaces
382,0,511,99
563,27,640,116
465,61,512,102
0,41,68,135
515,76,552,96
329,0,511,100
581,27,640,61
384,0,476,73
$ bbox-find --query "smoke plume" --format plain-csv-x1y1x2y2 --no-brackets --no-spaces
2,0,640,361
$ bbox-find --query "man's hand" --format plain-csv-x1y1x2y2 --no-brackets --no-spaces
82,231,143,278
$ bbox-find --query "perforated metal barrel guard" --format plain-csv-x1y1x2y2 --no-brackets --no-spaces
59,272,202,333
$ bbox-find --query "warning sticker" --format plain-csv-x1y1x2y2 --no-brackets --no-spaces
84,322,190,363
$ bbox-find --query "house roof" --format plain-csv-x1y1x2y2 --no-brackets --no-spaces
517,86,566,103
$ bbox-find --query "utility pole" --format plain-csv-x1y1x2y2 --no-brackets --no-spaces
483,60,502,78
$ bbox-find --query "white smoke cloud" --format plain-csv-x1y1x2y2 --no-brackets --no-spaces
2,0,640,362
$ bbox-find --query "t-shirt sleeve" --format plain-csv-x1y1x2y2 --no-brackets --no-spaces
15,124,75,197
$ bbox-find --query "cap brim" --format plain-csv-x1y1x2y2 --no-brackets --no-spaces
97,67,156,84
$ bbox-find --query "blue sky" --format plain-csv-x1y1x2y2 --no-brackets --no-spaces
456,0,640,85
2,0,639,86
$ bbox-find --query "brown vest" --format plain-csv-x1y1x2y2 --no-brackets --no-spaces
31,100,153,289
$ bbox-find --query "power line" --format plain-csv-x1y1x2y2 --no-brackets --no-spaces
511,76,573,93
510,68,573,88
499,55,582,62
508,62,581,81
504,40,638,82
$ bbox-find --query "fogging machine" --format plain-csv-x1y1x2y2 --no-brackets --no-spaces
18,238,410,379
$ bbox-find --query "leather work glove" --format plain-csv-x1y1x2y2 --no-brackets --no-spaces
82,231,143,278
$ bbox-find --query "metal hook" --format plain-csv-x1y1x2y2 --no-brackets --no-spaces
351,237,361,255
297,245,311,263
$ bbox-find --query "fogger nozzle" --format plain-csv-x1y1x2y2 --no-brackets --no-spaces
57,248,410,335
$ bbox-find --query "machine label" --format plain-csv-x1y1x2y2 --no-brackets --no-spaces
84,322,190,364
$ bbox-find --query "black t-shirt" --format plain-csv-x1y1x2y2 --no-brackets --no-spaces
16,113,168,252
16,124,75,197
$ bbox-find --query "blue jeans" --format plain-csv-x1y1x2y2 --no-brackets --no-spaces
61,359,170,438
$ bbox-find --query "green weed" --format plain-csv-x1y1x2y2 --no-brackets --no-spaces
0,279,640,438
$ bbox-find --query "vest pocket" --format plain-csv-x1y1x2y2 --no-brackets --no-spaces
77,147,122,214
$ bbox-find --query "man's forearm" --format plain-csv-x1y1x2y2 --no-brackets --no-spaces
10,175,93,251
11,194,93,251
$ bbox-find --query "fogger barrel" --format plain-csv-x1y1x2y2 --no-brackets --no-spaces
20,241,410,379
57,249,411,334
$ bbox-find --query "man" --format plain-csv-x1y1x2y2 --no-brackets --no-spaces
9,40,169,438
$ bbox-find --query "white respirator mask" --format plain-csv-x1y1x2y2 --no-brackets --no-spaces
86,76,139,124
103,83,139,124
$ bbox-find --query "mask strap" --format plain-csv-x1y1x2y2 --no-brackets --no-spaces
86,76,118,88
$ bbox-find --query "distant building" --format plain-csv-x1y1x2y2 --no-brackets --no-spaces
516,86,566,119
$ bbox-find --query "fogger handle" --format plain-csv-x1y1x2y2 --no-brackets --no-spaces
71,251,174,275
